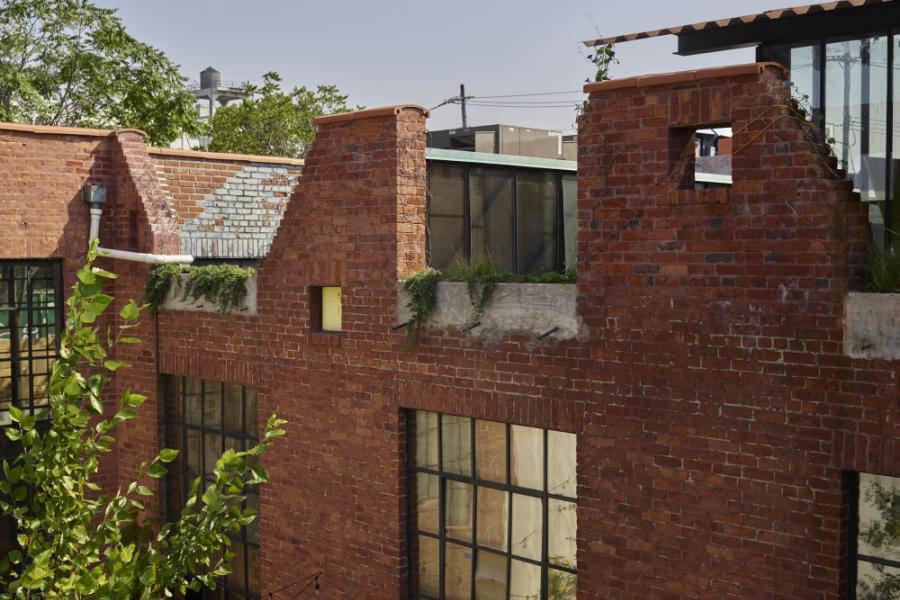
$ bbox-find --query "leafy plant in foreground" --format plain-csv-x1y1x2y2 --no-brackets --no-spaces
0,241,285,598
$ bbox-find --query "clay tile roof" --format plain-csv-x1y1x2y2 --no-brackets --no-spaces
583,0,892,46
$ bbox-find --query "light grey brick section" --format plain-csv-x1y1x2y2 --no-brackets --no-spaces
179,164,300,258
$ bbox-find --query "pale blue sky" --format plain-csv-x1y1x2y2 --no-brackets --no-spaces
96,0,784,132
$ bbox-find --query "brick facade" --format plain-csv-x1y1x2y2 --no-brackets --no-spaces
0,63,898,599
150,149,302,259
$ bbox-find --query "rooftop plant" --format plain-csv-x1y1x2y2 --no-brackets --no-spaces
402,255,576,347
865,243,900,293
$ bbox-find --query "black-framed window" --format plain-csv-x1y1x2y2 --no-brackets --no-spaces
849,472,900,599
164,376,260,600
761,30,899,247
0,260,63,423
408,411,577,600
426,163,577,275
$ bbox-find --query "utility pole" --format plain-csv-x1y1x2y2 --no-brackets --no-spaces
430,85,474,128
460,83,468,128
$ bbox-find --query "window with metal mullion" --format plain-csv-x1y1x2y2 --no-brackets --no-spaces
512,171,519,274
437,413,445,599
25,270,35,415
556,172,565,273
464,166,472,265
540,428,549,598
848,470,858,599
505,423,512,600
413,466,572,503
470,415,477,599
2,264,19,413
886,31,895,249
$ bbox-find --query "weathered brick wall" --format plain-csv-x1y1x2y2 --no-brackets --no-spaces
150,149,302,258
5,61,900,600
153,64,899,600
0,124,175,494
575,63,889,599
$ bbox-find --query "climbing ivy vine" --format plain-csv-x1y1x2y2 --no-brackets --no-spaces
144,264,256,314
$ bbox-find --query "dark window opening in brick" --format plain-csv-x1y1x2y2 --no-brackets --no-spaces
408,411,577,600
849,472,900,598
0,260,63,423
164,375,260,600
309,286,342,333
426,163,577,275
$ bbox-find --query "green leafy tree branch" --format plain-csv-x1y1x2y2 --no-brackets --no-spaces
0,241,285,598
0,0,202,145
207,71,357,158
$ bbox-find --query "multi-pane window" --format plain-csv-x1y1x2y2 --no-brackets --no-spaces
409,411,577,600
426,163,577,275
850,472,900,599
164,376,260,600
0,261,63,423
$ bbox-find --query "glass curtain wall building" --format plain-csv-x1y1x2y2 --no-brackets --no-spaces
762,33,899,245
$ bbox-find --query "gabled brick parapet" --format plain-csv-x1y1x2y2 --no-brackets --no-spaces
260,104,429,326
578,62,869,344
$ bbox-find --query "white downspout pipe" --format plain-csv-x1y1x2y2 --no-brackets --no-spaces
86,193,193,265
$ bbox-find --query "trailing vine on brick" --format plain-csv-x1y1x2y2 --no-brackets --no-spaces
402,257,576,347
403,267,441,347
144,264,255,313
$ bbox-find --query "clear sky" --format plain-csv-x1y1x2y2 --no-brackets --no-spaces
95,0,785,133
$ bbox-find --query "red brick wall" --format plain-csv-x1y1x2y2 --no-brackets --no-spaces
575,63,889,599
4,61,900,600
151,151,302,258
0,125,176,495
153,66,900,600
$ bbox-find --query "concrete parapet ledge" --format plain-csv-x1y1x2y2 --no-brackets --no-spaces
397,281,584,343
844,292,900,359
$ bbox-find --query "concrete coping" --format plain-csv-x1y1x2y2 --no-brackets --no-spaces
844,292,900,360
397,281,584,343
583,62,787,94
315,104,430,126
148,146,305,167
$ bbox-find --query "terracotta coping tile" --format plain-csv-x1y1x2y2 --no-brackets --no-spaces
314,104,430,126
583,62,787,94
0,121,150,139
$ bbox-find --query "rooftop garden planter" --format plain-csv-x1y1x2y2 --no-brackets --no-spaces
397,281,582,344
145,264,257,315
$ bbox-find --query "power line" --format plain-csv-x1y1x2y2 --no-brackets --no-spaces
466,99,583,106
472,90,583,99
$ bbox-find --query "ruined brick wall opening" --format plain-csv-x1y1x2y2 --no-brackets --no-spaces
670,124,733,190
309,285,342,333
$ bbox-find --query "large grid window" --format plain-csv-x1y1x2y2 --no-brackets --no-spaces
426,163,576,275
164,376,260,600
409,411,577,600
850,472,900,599
0,261,63,424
